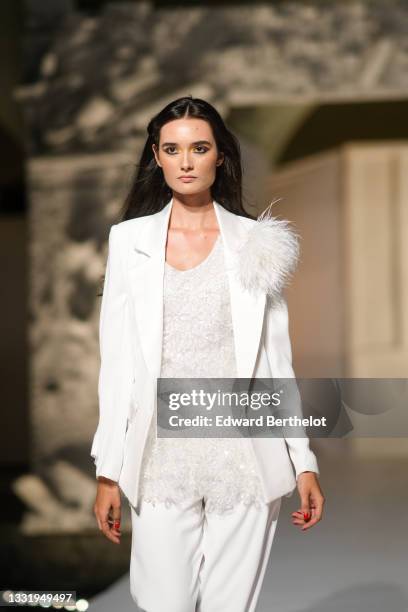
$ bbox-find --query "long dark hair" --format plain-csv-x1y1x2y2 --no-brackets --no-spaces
118,95,256,221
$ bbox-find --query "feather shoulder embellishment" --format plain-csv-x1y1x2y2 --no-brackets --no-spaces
233,201,300,302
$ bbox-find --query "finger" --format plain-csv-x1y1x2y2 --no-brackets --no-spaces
291,509,306,525
301,516,320,530
94,509,104,532
106,513,121,538
310,494,324,519
107,519,121,537
94,507,102,531
111,501,122,534
102,504,120,543
291,512,310,525
291,509,314,529
312,500,324,522
94,508,101,529
301,501,323,530
101,518,120,544
107,513,121,528
299,494,311,522
107,505,121,537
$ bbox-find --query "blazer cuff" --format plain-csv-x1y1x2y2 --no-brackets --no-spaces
285,439,320,480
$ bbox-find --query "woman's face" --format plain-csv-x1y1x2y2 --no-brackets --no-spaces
152,118,224,197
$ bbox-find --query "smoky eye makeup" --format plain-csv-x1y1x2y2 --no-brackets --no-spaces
161,141,213,155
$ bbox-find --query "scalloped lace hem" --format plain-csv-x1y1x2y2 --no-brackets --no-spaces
138,491,266,515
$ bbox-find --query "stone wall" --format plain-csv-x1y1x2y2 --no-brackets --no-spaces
17,1,408,157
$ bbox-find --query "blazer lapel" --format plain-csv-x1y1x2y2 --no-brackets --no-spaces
127,197,266,381
127,202,172,383
213,202,266,379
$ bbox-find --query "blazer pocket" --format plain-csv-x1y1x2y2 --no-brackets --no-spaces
127,248,151,270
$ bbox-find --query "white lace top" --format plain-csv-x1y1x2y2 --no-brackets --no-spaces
138,234,265,514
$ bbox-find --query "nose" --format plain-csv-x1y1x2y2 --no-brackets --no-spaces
180,151,194,172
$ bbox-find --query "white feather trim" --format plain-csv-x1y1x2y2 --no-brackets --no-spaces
234,199,300,301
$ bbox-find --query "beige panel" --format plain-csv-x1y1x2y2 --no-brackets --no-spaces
343,145,395,354
343,143,408,376
267,150,345,377
397,150,408,350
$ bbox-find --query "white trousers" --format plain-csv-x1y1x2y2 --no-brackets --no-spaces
129,495,282,612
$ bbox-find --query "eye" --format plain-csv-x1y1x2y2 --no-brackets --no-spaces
163,145,210,155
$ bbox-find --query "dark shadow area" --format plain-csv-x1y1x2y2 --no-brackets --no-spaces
280,99,408,164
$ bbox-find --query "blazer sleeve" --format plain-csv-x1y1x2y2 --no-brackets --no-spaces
264,295,320,480
90,224,134,482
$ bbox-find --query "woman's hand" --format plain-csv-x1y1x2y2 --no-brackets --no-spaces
291,471,325,531
94,477,122,544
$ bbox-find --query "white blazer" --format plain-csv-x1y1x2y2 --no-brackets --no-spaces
91,198,320,509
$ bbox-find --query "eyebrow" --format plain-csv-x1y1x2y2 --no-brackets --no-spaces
161,140,213,147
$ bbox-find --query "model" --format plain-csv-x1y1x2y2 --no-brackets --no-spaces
91,95,325,612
